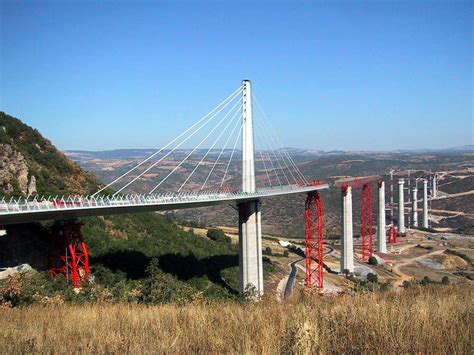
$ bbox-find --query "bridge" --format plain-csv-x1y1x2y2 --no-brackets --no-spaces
0,80,329,295
0,80,441,297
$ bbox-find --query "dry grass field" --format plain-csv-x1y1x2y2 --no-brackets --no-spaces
0,285,471,353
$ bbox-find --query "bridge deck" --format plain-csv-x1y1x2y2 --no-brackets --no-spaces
0,184,328,225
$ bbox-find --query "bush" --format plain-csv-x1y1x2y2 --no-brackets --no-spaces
263,247,273,256
141,259,197,304
367,273,378,283
402,280,413,288
368,256,378,266
421,276,433,286
206,229,231,244
283,250,289,257
441,276,450,285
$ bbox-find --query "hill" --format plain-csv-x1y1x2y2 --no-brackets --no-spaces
0,112,100,197
0,112,252,304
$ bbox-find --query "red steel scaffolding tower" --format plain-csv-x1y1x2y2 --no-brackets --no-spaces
48,220,90,288
305,190,324,289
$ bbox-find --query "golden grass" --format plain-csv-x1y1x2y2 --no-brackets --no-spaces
0,285,471,354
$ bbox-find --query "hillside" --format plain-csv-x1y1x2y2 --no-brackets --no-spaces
0,112,100,196
0,112,251,303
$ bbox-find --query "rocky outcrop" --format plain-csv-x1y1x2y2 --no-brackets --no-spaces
0,143,36,195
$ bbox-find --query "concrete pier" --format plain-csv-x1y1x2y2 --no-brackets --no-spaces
238,201,263,294
412,187,418,227
341,186,354,273
238,79,263,295
398,179,405,234
377,181,387,253
432,174,437,199
423,179,429,228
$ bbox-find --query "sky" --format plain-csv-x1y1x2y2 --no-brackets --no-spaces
1,0,472,151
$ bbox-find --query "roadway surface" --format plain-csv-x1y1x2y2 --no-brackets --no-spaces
0,184,329,225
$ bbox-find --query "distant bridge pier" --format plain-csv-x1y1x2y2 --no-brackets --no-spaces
412,187,418,227
398,179,405,234
432,174,437,199
341,185,354,273
422,179,429,228
238,79,263,295
377,181,387,253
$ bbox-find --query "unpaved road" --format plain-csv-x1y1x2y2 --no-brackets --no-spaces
392,248,446,288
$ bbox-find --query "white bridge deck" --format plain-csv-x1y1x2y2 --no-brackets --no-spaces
0,184,329,225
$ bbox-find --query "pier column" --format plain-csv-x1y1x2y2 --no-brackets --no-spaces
398,179,405,234
423,179,429,228
377,181,387,253
238,79,263,295
341,186,354,273
432,174,437,199
412,187,418,227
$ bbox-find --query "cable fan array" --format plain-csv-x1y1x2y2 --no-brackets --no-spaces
93,84,308,197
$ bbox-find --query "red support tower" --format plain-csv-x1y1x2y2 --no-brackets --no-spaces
48,220,90,288
387,225,398,245
361,183,373,262
305,191,324,289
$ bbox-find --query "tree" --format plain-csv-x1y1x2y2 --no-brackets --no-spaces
283,250,289,257
441,276,450,285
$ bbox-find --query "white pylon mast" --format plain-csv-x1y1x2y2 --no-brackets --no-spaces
242,79,256,193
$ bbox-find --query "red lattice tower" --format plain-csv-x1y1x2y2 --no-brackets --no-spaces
48,220,90,288
361,183,373,262
305,191,324,289
387,225,398,244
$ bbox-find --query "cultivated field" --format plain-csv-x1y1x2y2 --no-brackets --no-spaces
0,285,471,353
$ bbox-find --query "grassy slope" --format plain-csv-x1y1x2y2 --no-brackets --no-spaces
0,285,471,353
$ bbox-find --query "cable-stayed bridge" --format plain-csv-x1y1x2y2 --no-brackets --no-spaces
0,80,328,294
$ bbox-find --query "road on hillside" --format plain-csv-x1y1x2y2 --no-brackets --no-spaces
283,258,304,300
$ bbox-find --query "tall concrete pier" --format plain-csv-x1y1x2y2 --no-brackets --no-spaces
398,179,405,234
377,181,387,253
412,187,418,227
422,179,429,228
238,79,263,295
432,174,437,199
341,186,354,273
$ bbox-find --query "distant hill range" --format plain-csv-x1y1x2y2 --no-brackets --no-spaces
65,145,474,162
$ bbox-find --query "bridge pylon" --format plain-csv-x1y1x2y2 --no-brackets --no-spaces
238,79,263,296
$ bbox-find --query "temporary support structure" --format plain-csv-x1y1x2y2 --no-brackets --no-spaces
305,190,324,289
48,220,90,288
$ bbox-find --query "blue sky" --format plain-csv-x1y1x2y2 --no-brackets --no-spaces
1,0,472,151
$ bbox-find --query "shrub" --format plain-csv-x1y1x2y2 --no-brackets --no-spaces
263,247,273,256
207,229,231,244
402,280,413,288
367,273,378,283
141,259,197,304
368,256,378,266
283,250,289,257
421,276,433,286
441,276,450,285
